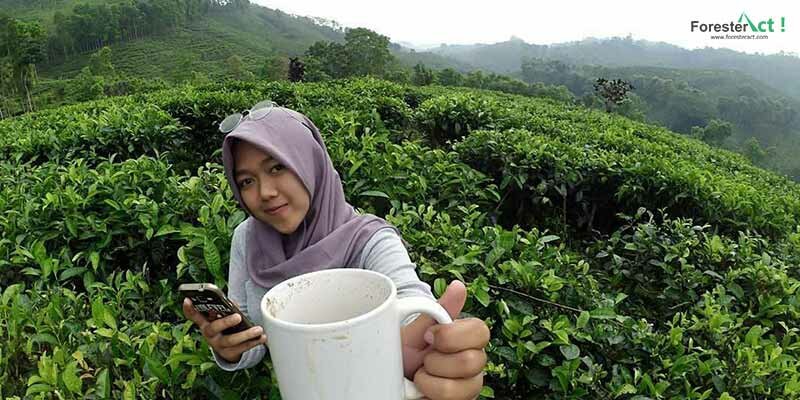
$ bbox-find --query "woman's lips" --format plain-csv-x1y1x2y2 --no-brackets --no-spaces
265,204,287,215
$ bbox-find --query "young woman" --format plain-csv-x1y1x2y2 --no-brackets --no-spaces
183,102,490,400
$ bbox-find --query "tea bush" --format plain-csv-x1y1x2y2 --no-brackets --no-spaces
0,102,184,168
2,77,800,399
454,128,800,239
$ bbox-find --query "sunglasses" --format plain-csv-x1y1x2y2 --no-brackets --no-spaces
218,100,278,133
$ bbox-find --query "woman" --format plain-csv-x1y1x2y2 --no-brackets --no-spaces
183,102,490,400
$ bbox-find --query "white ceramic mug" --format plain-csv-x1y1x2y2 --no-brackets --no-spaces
259,268,452,400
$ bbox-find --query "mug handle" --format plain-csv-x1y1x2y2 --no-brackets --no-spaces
396,296,453,400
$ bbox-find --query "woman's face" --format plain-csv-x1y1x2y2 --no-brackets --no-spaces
233,140,311,234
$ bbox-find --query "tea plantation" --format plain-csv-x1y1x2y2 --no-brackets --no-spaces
2,77,800,399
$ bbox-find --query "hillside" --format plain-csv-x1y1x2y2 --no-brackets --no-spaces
2,77,800,398
2,0,798,181
6,1,469,82
431,36,800,102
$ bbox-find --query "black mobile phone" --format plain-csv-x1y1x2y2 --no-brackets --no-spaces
179,283,255,335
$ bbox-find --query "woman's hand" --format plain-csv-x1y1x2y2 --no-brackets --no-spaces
182,298,267,363
401,281,491,400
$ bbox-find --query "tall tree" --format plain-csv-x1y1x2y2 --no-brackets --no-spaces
593,78,635,113
259,55,288,81
0,60,13,118
3,19,47,112
89,46,115,77
412,63,434,86
288,57,305,82
691,119,733,145
342,27,393,77
437,68,463,86
226,54,253,80
303,27,395,80
304,41,348,79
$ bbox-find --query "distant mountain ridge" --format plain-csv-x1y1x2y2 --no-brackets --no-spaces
426,36,800,101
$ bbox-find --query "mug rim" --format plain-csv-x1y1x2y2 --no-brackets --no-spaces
260,268,397,331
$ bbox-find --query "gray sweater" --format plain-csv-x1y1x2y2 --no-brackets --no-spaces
211,218,436,371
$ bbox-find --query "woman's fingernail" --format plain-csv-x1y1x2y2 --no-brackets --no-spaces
424,330,434,345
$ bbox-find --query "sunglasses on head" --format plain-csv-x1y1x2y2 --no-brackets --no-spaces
218,100,277,134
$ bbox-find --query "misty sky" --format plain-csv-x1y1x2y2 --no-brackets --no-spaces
253,0,799,56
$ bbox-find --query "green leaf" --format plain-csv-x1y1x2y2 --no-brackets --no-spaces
348,159,364,176
470,277,491,307
503,319,522,335
589,307,617,320
32,240,47,264
577,311,590,329
358,190,390,199
31,333,59,346
91,297,115,330
552,364,571,392
95,368,110,399
103,308,117,331
204,237,222,280
200,362,216,373
123,381,136,400
155,225,180,237
552,329,570,345
25,383,54,396
90,252,100,271
146,355,171,384
703,270,723,281
745,325,763,347
104,199,122,210
614,383,637,397
560,344,580,360
524,341,550,354
479,385,495,398
433,278,447,297
59,267,87,281
65,218,78,237
62,362,82,393
91,297,105,328
2,284,22,306
475,289,490,307
538,235,560,245
728,283,744,299
96,328,115,338
495,230,517,253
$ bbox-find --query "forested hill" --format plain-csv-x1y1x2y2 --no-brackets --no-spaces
2,0,799,181
3,0,344,71
432,36,800,102
1,0,465,79
430,37,800,181
0,0,467,117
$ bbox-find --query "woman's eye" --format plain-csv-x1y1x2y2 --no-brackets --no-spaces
270,164,285,174
238,178,252,188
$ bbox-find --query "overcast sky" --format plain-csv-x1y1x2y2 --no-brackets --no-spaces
253,0,799,56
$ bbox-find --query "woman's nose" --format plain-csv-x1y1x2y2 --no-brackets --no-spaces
259,179,278,199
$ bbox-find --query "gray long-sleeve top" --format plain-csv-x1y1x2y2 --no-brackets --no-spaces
211,218,436,371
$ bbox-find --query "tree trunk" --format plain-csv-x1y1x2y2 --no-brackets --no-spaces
25,80,33,112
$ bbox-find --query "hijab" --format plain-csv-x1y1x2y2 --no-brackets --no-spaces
221,105,400,290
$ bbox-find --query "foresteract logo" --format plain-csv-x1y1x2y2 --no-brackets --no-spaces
691,12,787,33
